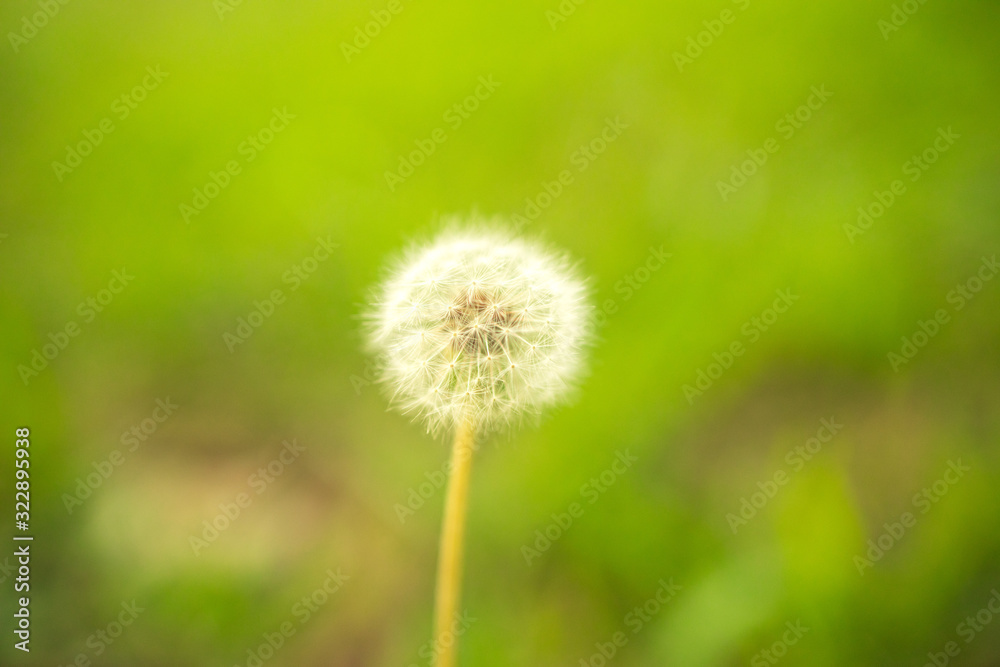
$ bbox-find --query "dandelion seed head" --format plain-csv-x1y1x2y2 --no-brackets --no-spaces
365,223,591,435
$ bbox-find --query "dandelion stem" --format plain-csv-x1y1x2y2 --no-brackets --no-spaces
433,419,475,667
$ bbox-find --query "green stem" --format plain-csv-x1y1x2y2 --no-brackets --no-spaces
432,420,475,667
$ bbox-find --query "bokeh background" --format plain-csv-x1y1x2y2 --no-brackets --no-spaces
2,0,999,665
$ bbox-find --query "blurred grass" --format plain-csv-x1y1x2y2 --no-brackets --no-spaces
1,0,1000,665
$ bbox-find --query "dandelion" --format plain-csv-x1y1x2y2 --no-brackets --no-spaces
365,222,592,667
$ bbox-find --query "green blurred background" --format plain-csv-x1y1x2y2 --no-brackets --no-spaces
2,0,999,665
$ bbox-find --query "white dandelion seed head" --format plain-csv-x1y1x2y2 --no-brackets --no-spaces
365,223,592,435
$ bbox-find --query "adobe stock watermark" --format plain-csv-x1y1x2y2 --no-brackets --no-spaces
341,0,407,62
750,620,809,667
577,578,681,666
588,245,671,333
512,117,629,231
223,236,338,352
17,268,135,385
887,254,997,372
673,0,752,72
717,85,832,202
878,0,931,40
545,0,587,30
291,567,350,625
522,449,638,566
854,459,970,575
406,611,477,667
0,556,15,585
922,588,1000,667
843,126,959,243
384,75,500,192
351,351,389,395
726,417,843,534
57,600,144,667
180,107,295,223
214,0,252,21
393,437,482,523
62,397,180,514
189,439,307,556
52,66,169,182
233,567,349,667
8,0,72,53
683,288,798,403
